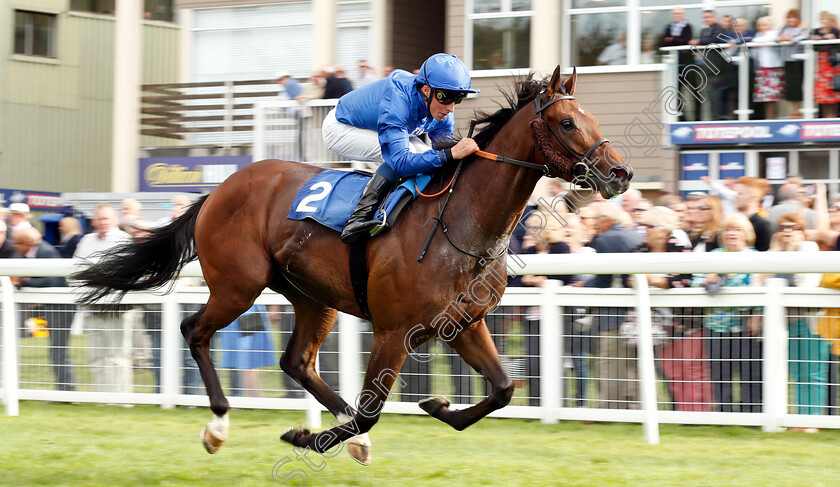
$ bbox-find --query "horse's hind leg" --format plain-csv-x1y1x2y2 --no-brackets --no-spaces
419,319,514,431
279,291,372,465
182,294,257,453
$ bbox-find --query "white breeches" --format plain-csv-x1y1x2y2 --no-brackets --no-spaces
321,108,432,170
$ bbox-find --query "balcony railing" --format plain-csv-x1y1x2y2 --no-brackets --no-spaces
660,39,840,122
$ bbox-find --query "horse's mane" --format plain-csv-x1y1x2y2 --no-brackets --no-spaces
471,72,552,149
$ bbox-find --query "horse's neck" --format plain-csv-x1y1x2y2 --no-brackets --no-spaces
453,112,543,249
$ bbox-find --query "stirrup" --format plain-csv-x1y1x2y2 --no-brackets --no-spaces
369,209,388,237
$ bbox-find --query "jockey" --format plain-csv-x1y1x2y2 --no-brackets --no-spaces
322,53,480,243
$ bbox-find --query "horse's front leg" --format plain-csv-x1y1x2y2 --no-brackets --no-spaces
419,319,514,430
280,331,409,466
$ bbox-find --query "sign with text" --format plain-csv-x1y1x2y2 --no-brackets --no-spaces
0,189,63,211
139,156,252,192
670,120,840,145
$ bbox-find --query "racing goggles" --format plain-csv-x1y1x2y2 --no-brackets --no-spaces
433,89,468,105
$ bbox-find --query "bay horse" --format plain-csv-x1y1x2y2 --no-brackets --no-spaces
73,67,632,464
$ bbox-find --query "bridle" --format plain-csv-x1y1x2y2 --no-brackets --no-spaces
532,90,610,179
416,88,611,262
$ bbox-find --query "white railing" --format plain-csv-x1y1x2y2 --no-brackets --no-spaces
2,253,840,446
660,39,840,122
253,99,344,166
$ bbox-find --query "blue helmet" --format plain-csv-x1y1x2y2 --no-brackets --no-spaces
416,53,479,94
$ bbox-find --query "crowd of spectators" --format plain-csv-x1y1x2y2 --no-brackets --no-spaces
504,176,840,427
657,8,840,121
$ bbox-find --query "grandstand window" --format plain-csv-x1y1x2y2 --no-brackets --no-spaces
566,0,768,68
467,0,533,71
69,0,174,22
14,10,56,58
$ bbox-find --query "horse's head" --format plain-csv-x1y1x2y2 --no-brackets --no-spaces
531,66,633,198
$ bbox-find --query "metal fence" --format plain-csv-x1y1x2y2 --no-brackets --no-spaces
2,255,840,445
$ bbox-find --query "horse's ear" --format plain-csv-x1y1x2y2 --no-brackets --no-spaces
546,65,563,96
563,67,577,96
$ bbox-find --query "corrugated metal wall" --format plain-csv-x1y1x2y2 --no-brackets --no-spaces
0,12,180,193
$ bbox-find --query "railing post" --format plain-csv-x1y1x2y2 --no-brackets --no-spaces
253,101,266,162
539,279,560,424
801,43,817,118
337,312,361,406
223,80,234,155
762,278,787,432
1,276,19,416
632,274,659,445
160,291,181,409
735,53,752,121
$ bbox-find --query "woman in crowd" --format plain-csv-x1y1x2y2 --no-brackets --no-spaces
752,17,783,119
770,213,827,428
777,9,810,118
692,213,763,412
687,194,723,252
635,207,713,411
812,11,840,119
57,216,84,258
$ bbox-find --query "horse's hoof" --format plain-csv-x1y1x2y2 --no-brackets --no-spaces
419,396,450,416
347,433,372,466
280,426,310,447
201,426,224,454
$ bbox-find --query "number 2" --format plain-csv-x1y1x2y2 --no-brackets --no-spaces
296,181,333,213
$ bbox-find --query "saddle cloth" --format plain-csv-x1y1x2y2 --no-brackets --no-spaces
287,169,432,233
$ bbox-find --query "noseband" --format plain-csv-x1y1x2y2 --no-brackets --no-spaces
533,90,609,179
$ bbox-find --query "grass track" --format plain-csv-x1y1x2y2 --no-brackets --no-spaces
1,402,838,486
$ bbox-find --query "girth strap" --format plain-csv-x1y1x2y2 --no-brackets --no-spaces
349,240,372,321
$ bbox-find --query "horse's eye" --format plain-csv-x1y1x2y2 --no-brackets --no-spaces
560,119,575,130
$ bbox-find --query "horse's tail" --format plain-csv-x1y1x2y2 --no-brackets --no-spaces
71,194,209,305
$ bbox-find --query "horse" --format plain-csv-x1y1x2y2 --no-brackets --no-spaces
72,66,632,465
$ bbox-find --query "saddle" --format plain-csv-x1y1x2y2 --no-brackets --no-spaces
287,169,432,236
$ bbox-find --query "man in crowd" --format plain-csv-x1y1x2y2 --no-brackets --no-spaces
585,202,644,409
734,177,772,251
768,183,815,232
13,226,75,391
74,204,134,397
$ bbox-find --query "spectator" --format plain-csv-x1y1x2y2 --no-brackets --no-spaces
520,212,572,406
768,183,815,231
635,207,712,411
752,17,783,119
660,7,693,69
691,213,763,412
154,194,192,228
323,65,353,99
120,198,142,232
597,31,627,66
687,193,723,253
383,65,396,77
219,305,276,397
57,217,84,258
356,60,378,87
656,194,692,248
827,196,840,232
770,213,826,425
735,177,772,251
300,69,326,101
717,16,738,119
277,71,303,102
578,205,600,247
73,204,134,398
0,220,19,258
701,176,737,217
629,198,652,230
7,203,33,233
619,188,642,215
689,10,726,120
586,202,644,409
12,226,76,392
778,9,810,118
812,11,840,119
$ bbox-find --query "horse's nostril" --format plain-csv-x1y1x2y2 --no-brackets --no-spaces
612,168,626,179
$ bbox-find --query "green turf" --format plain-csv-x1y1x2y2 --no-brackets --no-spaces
1,402,838,486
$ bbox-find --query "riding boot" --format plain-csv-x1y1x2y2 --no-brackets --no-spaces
340,173,394,243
